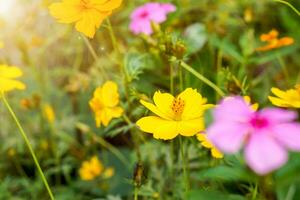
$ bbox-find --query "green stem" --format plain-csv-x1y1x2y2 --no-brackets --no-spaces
170,63,174,94
273,0,300,16
106,19,119,53
179,61,184,91
134,186,138,200
179,136,189,198
277,54,289,81
81,34,109,80
1,93,55,200
180,61,225,97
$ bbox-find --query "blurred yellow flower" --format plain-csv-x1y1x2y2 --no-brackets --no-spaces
49,0,122,38
103,167,115,179
79,156,104,181
0,65,26,93
268,86,300,108
197,133,223,159
43,104,56,124
256,29,294,51
136,88,213,140
89,81,123,127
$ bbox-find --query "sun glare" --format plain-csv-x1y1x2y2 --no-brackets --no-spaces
0,0,15,17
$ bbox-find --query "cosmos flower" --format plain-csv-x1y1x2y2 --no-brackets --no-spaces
89,81,123,127
136,88,213,140
256,29,294,51
269,86,300,108
207,96,300,175
0,65,26,93
49,0,122,38
129,2,176,35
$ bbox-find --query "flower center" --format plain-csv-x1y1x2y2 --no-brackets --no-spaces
171,97,185,120
139,11,149,19
250,115,269,129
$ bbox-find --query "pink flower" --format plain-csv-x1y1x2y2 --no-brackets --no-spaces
129,2,176,35
207,96,300,175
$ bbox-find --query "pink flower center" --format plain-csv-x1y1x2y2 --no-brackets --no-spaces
139,11,149,19
250,115,269,129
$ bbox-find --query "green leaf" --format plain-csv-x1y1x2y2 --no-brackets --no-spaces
197,165,254,182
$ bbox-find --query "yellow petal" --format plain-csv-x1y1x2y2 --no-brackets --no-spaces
153,91,175,118
0,78,26,92
49,1,82,23
136,116,179,140
177,117,205,137
211,148,224,159
75,12,98,38
140,100,173,120
268,96,290,108
93,0,123,11
271,87,288,99
178,88,211,120
0,65,23,78
101,81,120,107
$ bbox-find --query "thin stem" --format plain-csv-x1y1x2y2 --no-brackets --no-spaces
273,0,300,16
179,61,184,91
106,19,119,53
1,93,55,200
277,53,290,81
81,34,109,80
180,61,225,97
134,186,138,200
179,136,189,198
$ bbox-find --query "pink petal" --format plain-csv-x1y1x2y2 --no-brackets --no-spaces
272,123,300,151
214,96,254,123
245,132,288,175
161,3,176,13
129,20,152,35
207,122,248,153
259,108,297,124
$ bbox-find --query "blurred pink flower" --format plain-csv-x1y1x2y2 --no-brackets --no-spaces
207,96,300,175
129,2,176,35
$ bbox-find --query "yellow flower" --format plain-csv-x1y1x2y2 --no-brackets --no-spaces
0,65,26,93
136,88,213,140
89,81,123,127
268,86,300,108
79,156,104,181
49,0,122,38
43,104,56,124
197,133,223,159
256,29,294,51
